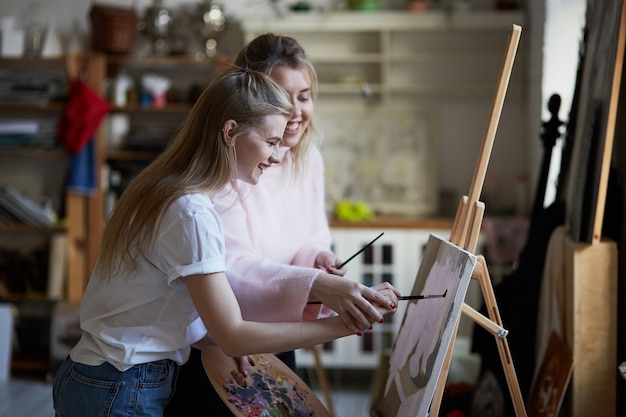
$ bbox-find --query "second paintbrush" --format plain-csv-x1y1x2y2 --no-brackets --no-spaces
307,290,447,305
398,289,448,301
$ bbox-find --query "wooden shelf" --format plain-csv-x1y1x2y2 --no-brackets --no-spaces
0,56,68,76
329,216,454,230
0,147,66,159
0,102,64,111
0,223,65,233
241,10,524,32
106,54,214,65
11,354,50,375
309,53,383,63
105,149,160,161
0,57,66,62
0,292,55,303
317,83,383,94
243,10,525,101
110,102,193,113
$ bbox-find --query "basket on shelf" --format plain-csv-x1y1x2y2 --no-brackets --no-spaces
89,4,138,54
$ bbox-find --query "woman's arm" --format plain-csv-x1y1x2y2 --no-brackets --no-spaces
185,272,395,357
213,150,398,328
309,271,399,326
214,184,320,322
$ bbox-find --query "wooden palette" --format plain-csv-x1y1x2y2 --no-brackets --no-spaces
202,346,331,417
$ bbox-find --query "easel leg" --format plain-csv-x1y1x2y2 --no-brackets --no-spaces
310,345,336,417
474,257,528,417
429,258,528,417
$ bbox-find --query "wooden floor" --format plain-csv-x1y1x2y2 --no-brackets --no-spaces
1,369,373,417
302,368,375,416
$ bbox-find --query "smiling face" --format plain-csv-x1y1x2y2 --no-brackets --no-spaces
226,114,288,185
269,66,314,150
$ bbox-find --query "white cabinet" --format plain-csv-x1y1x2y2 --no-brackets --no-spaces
296,226,454,369
296,225,484,370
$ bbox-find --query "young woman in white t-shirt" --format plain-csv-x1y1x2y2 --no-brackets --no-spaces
52,66,399,417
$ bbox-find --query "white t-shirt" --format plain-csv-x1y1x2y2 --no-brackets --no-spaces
70,193,226,371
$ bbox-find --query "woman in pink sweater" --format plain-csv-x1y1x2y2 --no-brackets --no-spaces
217,35,388,328
164,34,397,417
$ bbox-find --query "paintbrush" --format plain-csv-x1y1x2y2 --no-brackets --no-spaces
307,289,447,305
309,232,385,305
311,231,448,305
398,289,448,301
335,232,384,270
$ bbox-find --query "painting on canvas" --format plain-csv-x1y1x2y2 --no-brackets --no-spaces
373,234,477,417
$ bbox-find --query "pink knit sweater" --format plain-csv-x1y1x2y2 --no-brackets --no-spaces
213,146,332,322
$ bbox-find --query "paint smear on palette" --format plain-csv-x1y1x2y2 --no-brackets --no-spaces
220,355,317,417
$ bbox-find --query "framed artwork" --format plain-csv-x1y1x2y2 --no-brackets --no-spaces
527,331,574,417
373,234,477,417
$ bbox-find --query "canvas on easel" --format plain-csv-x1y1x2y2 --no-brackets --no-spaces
372,23,528,417
373,234,476,417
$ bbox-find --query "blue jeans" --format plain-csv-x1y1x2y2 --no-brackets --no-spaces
53,356,179,417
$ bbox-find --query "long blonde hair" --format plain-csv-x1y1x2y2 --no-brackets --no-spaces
95,67,293,279
235,33,320,176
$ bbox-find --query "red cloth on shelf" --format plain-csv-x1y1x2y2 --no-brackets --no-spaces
57,79,110,155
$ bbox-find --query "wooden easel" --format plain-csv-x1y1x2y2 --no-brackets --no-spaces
428,24,528,417
310,345,336,417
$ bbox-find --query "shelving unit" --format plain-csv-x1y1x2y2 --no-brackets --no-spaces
0,54,105,375
241,10,526,102
0,56,70,298
241,10,528,217
99,55,216,217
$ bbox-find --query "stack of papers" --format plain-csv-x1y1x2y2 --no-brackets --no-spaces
0,120,38,146
0,186,54,227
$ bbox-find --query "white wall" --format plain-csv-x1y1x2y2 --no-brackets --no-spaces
542,0,586,207
542,0,586,119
